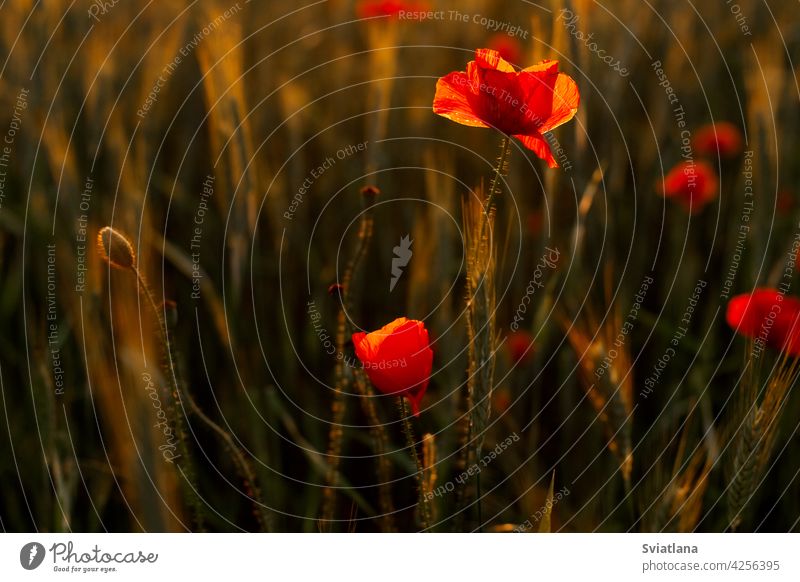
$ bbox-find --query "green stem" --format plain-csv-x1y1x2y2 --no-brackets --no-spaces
322,196,377,528
478,135,511,249
400,397,430,531
135,270,205,531
137,270,270,531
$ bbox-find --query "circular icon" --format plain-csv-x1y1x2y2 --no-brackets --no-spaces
19,542,46,570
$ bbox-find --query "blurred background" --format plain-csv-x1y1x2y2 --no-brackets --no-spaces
0,0,799,532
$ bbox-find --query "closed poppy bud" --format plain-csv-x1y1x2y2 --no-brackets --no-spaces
693,122,743,159
352,317,433,416
662,160,718,213
726,289,800,355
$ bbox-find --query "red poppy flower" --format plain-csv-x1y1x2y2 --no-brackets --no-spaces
487,34,523,65
662,160,719,213
352,317,433,415
432,48,580,168
357,0,429,18
693,122,743,159
506,330,535,364
726,289,800,355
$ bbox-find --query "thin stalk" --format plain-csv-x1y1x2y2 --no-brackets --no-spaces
322,191,378,528
400,397,430,531
484,135,511,218
353,367,396,532
134,270,205,531
136,270,271,531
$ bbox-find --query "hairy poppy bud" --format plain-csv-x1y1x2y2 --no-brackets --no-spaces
352,317,433,416
96,226,136,270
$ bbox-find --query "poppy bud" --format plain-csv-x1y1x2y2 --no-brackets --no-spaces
352,317,433,416
96,226,136,270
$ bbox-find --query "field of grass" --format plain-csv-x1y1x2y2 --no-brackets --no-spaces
0,0,799,532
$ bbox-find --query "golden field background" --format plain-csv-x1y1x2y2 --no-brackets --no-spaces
0,0,798,532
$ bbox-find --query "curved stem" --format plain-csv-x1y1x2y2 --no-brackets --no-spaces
136,269,270,531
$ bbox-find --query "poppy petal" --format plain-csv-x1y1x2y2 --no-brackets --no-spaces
475,48,515,72
517,67,580,134
522,59,559,74
515,133,558,168
433,71,490,128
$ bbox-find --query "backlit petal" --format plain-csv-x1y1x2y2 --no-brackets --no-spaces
433,71,490,128
515,133,558,168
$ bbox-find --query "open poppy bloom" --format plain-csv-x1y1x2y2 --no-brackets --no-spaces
693,122,743,159
662,160,718,213
726,289,800,356
352,317,433,416
432,48,580,168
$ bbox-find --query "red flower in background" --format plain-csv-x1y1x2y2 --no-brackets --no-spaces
693,122,743,159
777,188,794,213
726,289,800,356
357,0,429,18
352,317,433,415
506,330,535,364
487,34,523,65
662,160,719,213
433,48,580,168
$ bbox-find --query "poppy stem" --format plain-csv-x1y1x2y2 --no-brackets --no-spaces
399,397,431,531
484,135,511,219
133,269,206,531
136,269,271,531
322,189,379,529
